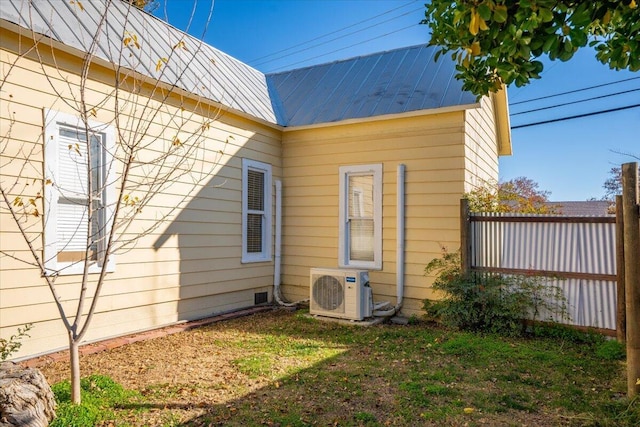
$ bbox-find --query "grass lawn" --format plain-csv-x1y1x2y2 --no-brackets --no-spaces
43,309,638,426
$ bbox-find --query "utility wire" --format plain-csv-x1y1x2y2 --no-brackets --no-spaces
511,104,640,129
253,6,423,67
510,76,640,106
511,88,640,116
248,0,417,64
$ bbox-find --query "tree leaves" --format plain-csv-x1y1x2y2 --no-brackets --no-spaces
423,1,640,97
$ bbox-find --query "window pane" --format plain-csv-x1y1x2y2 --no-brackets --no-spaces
247,169,264,211
246,213,263,253
348,175,373,218
349,219,374,261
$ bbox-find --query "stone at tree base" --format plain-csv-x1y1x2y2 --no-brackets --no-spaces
0,361,56,427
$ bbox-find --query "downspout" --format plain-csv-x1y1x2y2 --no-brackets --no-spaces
373,164,405,317
273,179,307,307
395,163,405,312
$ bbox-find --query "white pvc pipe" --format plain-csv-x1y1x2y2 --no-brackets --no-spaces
373,164,406,317
274,180,282,292
273,180,306,306
396,163,405,311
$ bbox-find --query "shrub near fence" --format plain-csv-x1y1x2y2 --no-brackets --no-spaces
460,200,617,332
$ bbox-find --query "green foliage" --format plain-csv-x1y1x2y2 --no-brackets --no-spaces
422,1,640,97
50,374,139,427
423,248,568,336
531,322,604,345
465,177,558,214
596,339,627,361
0,323,33,361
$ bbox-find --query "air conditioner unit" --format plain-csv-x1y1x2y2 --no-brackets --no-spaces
309,268,372,321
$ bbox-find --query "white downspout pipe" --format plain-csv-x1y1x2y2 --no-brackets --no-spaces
395,163,405,312
373,164,405,317
273,180,307,307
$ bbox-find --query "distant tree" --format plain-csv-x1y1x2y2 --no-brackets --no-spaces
466,177,558,214
422,1,640,97
601,158,640,201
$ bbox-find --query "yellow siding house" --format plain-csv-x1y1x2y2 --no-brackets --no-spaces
0,0,511,360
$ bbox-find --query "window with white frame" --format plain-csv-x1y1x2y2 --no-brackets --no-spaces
339,164,382,269
44,110,115,275
242,159,272,262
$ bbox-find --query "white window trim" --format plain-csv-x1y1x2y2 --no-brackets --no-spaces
43,109,116,276
241,158,272,263
338,163,382,270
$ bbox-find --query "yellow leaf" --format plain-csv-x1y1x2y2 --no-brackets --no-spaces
173,41,187,51
469,10,480,36
172,136,182,146
471,41,481,56
156,57,168,72
13,196,23,207
602,10,611,25
90,108,97,117
29,198,36,207
70,0,84,11
636,378,640,385
479,17,489,31
32,209,40,218
463,407,474,414
630,0,637,9
45,179,52,185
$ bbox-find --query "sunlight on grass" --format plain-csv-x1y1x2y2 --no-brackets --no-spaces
46,310,639,426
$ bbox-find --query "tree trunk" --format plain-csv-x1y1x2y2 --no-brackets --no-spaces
0,362,56,427
69,336,81,404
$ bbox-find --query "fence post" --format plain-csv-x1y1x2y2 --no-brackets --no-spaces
622,162,640,398
460,198,471,275
616,195,626,343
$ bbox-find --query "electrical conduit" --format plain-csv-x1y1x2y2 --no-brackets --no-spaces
373,164,405,317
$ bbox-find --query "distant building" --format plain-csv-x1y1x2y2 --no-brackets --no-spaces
545,201,613,216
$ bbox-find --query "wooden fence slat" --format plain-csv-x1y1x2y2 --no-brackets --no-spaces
616,194,626,343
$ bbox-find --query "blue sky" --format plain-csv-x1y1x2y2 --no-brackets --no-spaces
155,0,639,201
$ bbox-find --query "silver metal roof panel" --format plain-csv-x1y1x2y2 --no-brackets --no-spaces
2,1,479,128
267,44,477,127
0,0,277,123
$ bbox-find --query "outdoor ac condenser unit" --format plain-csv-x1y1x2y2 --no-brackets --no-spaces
309,268,372,321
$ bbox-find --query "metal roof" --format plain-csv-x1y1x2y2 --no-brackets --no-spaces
266,44,478,127
1,1,479,128
0,0,277,123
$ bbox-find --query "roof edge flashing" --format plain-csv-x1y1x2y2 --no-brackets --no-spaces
281,102,480,132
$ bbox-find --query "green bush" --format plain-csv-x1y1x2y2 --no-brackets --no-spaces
423,249,568,336
0,324,33,361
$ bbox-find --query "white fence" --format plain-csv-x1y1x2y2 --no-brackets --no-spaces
465,212,617,331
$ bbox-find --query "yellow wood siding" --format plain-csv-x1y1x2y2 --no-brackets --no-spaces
463,96,501,189
0,37,280,359
280,113,468,316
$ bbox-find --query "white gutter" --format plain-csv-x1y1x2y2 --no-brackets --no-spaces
374,164,405,317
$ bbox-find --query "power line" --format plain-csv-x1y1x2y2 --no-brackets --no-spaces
511,88,640,116
510,76,640,106
253,6,423,67
511,104,640,129
248,1,418,64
